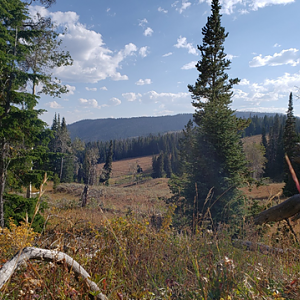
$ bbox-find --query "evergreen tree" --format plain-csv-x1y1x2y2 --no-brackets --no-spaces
283,93,300,196
183,0,249,222
0,0,69,227
100,140,113,185
164,153,172,178
264,114,284,181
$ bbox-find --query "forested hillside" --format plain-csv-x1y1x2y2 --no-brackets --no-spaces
67,112,284,142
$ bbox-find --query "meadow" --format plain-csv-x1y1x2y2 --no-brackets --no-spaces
1,156,299,300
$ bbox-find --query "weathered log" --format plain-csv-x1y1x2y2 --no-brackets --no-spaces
254,194,300,225
0,247,107,300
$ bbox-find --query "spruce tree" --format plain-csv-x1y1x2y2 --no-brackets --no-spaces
185,0,249,222
283,93,300,196
100,140,113,185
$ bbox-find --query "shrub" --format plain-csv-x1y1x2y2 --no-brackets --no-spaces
4,194,47,232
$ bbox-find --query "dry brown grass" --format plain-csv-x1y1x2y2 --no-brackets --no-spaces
97,156,153,178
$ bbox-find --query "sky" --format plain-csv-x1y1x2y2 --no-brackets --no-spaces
29,0,300,126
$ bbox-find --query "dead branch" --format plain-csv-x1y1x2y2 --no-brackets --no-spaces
0,247,107,300
254,194,300,225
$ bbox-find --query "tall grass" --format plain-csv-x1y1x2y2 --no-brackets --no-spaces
1,208,300,299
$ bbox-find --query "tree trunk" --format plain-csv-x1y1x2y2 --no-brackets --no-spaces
81,184,89,207
254,194,300,225
0,247,108,300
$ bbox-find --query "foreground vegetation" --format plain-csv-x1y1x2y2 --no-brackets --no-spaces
0,177,300,300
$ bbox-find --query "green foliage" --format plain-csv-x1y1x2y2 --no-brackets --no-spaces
3,194,47,232
0,0,71,226
100,140,113,185
283,93,300,196
264,114,284,181
176,0,249,224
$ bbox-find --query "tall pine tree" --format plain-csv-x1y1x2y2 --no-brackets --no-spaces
283,92,300,196
184,0,249,222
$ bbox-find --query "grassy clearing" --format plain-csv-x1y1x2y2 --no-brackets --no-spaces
1,157,300,299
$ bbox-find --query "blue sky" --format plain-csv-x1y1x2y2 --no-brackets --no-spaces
30,0,300,126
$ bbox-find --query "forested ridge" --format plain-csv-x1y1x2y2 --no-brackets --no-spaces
66,111,284,142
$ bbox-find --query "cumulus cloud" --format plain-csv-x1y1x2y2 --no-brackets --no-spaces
122,91,190,105
144,27,154,36
158,7,168,13
135,78,152,85
100,86,108,91
138,18,148,26
273,43,281,48
142,91,190,104
250,0,294,10
109,97,121,106
30,7,137,83
45,101,63,108
85,87,97,91
79,98,100,108
249,48,300,67
239,79,250,85
226,54,238,60
172,0,192,13
181,61,197,70
66,84,76,95
233,72,300,109
122,92,142,102
198,0,294,14
174,36,197,55
162,52,173,57
139,46,149,57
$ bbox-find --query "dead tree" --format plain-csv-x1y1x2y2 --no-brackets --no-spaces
81,184,89,207
254,194,300,225
0,247,107,300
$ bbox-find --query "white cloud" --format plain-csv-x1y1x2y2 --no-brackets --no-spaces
249,48,300,67
79,98,100,108
31,8,137,83
135,78,152,85
142,91,190,104
226,54,238,60
239,9,249,14
273,43,281,48
100,86,108,91
250,0,294,10
138,18,148,27
158,7,168,13
174,36,197,55
109,97,121,106
198,0,294,14
181,61,197,70
46,101,63,108
173,0,191,13
233,72,300,108
162,52,173,57
144,27,154,37
139,46,149,57
122,92,142,102
85,87,97,91
66,84,76,95
239,79,250,85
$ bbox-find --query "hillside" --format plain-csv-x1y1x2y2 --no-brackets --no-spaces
67,112,282,142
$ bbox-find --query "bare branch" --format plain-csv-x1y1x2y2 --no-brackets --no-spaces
0,247,108,300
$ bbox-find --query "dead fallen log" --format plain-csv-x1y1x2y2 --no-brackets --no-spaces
254,194,300,225
0,247,108,300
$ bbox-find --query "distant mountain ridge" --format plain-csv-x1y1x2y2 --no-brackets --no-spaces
67,112,282,142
